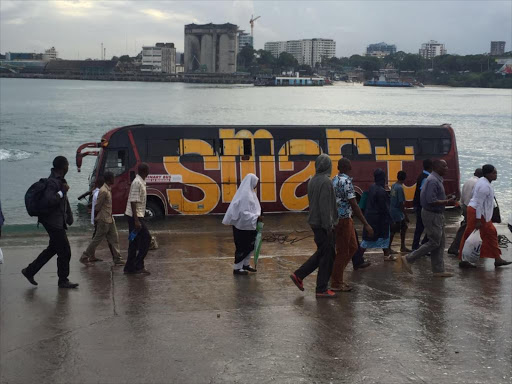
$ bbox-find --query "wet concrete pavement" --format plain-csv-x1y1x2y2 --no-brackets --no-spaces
1,212,511,383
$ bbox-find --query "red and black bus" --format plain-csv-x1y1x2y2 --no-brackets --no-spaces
76,124,460,217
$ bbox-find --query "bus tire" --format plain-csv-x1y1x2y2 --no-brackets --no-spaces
145,198,165,220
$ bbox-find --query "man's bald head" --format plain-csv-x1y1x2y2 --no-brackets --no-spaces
474,168,483,178
433,159,448,176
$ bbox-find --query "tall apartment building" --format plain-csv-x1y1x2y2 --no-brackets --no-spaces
366,42,396,57
141,43,176,73
419,40,447,59
490,41,506,56
184,23,238,73
238,31,254,53
264,38,335,67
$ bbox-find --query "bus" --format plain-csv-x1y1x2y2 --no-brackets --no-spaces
76,124,460,218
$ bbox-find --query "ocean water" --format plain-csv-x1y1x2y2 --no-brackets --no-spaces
1,78,511,227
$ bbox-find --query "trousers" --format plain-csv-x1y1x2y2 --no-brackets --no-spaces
124,215,151,273
448,206,467,254
25,222,71,283
331,218,358,288
406,210,446,273
294,227,335,293
82,220,122,261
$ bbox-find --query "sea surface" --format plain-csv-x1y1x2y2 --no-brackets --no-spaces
1,78,511,228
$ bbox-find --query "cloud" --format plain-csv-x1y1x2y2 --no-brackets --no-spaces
140,8,198,23
6,18,25,25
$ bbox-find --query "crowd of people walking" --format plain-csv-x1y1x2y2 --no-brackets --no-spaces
15,154,512,292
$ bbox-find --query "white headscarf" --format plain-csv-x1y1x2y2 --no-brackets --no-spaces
222,173,261,231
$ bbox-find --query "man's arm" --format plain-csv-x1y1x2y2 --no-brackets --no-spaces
95,190,107,214
426,183,455,206
131,202,141,230
349,198,374,237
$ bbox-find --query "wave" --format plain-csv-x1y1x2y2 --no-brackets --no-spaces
0,148,32,161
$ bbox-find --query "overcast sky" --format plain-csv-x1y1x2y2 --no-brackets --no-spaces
1,1,511,59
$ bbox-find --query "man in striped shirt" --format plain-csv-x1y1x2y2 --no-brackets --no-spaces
124,163,151,275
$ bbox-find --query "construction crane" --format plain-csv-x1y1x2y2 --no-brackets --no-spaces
249,15,261,37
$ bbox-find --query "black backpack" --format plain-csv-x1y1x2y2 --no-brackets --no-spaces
25,178,50,217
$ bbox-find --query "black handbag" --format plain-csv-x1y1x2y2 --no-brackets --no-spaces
492,197,501,224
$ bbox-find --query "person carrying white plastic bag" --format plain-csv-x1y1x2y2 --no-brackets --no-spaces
222,173,263,275
460,230,482,267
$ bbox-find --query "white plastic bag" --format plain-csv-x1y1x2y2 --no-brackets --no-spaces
462,230,482,265
0,248,3,264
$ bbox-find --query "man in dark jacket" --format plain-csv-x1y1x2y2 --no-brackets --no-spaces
412,159,433,250
22,156,78,288
290,154,338,298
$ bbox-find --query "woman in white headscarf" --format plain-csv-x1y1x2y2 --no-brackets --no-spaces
222,173,262,275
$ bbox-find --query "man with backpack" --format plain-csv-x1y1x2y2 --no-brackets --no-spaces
22,156,78,288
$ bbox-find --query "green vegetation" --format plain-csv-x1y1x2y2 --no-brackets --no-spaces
238,46,511,88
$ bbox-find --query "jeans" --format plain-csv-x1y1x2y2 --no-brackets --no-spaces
25,223,71,284
406,210,445,273
124,215,151,273
412,208,429,250
294,227,335,293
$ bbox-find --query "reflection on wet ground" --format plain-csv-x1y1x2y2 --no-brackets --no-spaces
1,212,511,383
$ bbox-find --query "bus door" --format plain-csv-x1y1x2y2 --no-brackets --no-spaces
102,147,130,214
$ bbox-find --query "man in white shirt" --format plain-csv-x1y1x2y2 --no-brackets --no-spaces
459,164,511,268
448,168,482,255
124,163,152,275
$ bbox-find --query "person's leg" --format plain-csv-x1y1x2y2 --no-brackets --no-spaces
316,229,335,293
412,208,424,250
54,229,72,284
331,219,350,289
406,211,442,265
429,214,446,273
294,228,324,281
134,219,151,271
105,221,123,262
82,221,109,261
351,228,369,268
479,221,502,260
25,224,58,277
458,206,477,259
388,224,397,252
400,220,409,251
124,215,138,273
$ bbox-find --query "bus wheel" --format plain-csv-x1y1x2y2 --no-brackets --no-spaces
145,198,164,220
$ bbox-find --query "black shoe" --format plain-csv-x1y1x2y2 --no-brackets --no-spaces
243,265,257,272
58,281,79,289
233,269,249,275
459,261,476,269
135,268,151,275
495,260,512,268
447,249,458,256
22,268,38,286
353,261,371,270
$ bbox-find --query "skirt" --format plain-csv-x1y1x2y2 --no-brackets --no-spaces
233,226,257,264
360,229,390,249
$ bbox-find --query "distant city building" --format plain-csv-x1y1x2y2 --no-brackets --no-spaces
184,23,238,73
43,47,58,61
419,40,447,59
176,64,185,74
238,31,254,53
264,38,336,67
5,52,42,61
490,41,506,56
366,42,396,57
44,60,117,75
141,43,176,74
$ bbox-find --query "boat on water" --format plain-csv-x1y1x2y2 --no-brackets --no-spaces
364,74,414,87
254,75,325,86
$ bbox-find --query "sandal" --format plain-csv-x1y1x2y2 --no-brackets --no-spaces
384,255,398,261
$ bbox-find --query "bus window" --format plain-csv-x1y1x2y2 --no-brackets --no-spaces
104,149,127,176
420,138,451,155
147,139,180,161
243,139,252,156
255,139,272,156
390,138,419,155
